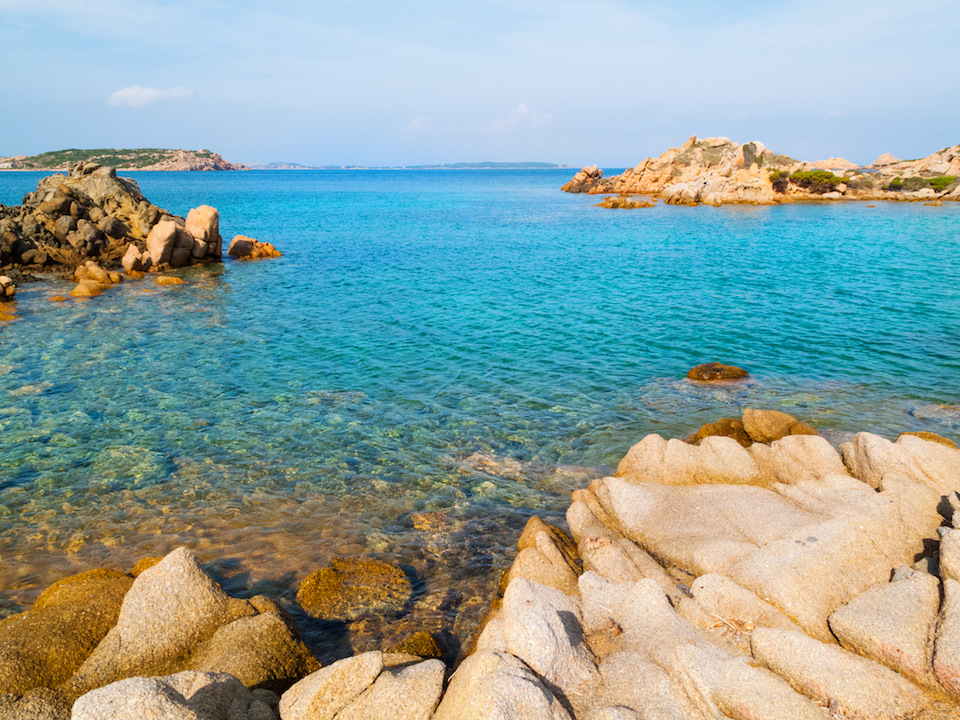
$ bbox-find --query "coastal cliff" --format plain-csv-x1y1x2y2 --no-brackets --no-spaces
564,136,960,205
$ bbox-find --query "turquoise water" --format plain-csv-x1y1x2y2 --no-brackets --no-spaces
1,170,959,659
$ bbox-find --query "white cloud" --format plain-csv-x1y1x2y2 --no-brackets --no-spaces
403,116,433,133
107,86,194,108
482,103,553,134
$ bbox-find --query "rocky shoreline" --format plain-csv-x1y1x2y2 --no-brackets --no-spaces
0,162,280,308
564,136,960,207
2,381,958,719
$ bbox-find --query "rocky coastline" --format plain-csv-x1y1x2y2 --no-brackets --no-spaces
1,371,958,719
0,162,279,307
564,136,960,207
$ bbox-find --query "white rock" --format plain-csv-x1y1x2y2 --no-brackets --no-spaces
279,651,383,720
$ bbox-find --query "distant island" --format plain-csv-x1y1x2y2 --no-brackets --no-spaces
0,149,247,172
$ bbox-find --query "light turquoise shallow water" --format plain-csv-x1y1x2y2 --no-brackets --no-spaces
1,170,958,658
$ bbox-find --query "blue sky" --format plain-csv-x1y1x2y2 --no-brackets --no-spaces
2,0,958,166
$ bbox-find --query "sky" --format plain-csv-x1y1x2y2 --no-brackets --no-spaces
1,0,958,167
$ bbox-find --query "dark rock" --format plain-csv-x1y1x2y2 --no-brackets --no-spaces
686,417,752,447
97,216,128,239
686,362,749,382
742,408,818,444
298,558,414,621
387,631,444,660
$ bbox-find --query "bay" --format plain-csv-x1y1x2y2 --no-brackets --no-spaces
1,169,958,659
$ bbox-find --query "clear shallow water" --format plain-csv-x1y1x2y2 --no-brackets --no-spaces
1,170,959,660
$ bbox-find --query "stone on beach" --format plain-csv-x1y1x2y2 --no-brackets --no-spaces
828,569,943,691
145,220,178,266
840,431,960,494
501,577,599,713
335,659,445,720
71,671,278,720
505,516,583,596
934,578,960,700
185,205,222,258
741,408,818,444
747,434,848,485
1,274,16,298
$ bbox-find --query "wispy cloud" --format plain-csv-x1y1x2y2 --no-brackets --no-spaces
483,103,553,134
403,116,433,133
106,86,193,108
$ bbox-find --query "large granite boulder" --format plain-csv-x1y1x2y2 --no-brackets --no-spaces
71,671,279,720
66,547,318,699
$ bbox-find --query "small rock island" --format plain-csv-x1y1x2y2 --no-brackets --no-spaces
565,136,960,206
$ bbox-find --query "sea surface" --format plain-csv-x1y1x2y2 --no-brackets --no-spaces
1,169,959,660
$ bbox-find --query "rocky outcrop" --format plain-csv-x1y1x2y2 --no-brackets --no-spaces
227,235,282,260
0,162,227,276
566,136,960,205
686,361,749,382
459,428,960,719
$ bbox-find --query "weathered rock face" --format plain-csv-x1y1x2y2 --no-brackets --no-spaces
460,427,960,719
279,651,445,720
0,162,227,276
560,165,603,194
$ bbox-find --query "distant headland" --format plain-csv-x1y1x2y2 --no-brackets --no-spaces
0,148,247,172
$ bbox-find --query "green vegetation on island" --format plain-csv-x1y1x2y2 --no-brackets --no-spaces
0,149,244,171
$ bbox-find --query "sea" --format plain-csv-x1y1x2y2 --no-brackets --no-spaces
1,169,958,661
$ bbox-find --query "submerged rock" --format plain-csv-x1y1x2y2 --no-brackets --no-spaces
686,362,749,382
298,558,414,621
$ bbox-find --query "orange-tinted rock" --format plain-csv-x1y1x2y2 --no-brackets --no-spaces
298,558,414,621
145,220,178,266
156,275,185,285
48,296,69,302
686,362,749,382
70,280,103,298
227,235,257,258
688,418,752,448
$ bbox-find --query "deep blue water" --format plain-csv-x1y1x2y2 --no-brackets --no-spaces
1,169,958,654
